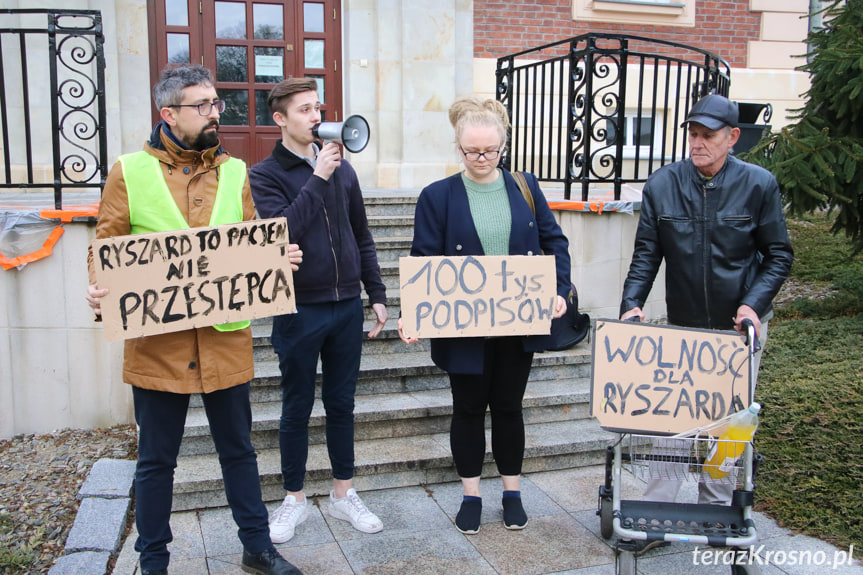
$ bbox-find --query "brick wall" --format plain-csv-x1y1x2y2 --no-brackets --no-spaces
474,0,761,67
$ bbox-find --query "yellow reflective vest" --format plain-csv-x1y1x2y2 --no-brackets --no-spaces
119,151,250,332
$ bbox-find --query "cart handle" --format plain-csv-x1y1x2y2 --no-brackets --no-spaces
740,318,761,352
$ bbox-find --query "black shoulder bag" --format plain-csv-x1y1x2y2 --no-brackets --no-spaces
513,171,591,351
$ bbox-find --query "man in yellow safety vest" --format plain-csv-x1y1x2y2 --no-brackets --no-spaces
86,64,303,575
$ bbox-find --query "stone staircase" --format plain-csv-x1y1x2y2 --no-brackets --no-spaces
171,191,614,511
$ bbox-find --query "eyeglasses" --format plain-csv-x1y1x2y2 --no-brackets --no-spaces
170,100,226,116
460,147,501,162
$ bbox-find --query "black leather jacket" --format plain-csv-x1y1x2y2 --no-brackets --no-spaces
620,155,793,330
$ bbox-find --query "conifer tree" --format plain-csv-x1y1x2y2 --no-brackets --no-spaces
744,0,863,251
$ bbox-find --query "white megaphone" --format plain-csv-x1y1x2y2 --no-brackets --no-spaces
312,114,370,153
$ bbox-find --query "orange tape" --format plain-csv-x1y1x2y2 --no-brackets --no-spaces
548,200,609,214
0,226,65,270
40,204,99,222
0,203,99,223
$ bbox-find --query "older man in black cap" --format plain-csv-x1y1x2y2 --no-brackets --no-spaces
618,94,793,516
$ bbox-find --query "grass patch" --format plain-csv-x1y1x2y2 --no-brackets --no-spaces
754,212,863,550
0,513,40,574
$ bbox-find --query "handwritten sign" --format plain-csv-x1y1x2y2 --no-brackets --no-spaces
590,319,751,434
92,218,296,341
399,255,557,339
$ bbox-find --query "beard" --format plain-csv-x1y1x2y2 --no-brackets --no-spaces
187,121,220,151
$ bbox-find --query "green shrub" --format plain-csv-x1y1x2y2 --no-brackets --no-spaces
755,212,863,550
756,316,863,549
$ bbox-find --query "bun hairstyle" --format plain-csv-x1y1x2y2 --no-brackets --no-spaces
448,95,511,146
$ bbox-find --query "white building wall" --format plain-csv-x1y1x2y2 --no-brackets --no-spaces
344,0,474,189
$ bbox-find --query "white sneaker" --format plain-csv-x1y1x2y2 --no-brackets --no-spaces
268,494,309,543
327,488,383,533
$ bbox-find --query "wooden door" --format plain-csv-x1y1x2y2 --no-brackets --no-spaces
148,0,343,165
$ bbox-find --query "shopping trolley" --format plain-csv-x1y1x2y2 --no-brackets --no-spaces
594,318,763,575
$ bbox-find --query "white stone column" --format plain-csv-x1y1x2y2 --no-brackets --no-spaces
343,0,474,190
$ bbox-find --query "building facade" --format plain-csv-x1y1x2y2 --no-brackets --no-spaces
1,0,813,437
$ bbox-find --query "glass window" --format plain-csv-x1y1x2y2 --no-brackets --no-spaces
606,115,654,147
216,46,247,82
309,76,325,104
167,34,190,63
256,90,276,126
633,117,654,147
219,89,249,126
254,47,284,83
254,4,283,39
304,39,324,69
572,0,692,27
165,0,189,27
303,3,325,33
605,111,662,158
215,1,246,39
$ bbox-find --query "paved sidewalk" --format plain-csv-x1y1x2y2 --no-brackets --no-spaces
111,465,861,575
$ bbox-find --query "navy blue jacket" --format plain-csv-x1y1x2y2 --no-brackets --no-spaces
249,142,386,306
411,169,571,374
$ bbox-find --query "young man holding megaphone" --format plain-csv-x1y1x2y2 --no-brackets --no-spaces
249,78,388,544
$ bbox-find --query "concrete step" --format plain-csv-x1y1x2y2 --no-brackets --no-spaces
252,319,430,362
361,193,419,217
192,343,591,411
378,261,401,292
171,417,616,511
371,236,413,262
252,343,587,393
367,215,415,238
180,376,594,456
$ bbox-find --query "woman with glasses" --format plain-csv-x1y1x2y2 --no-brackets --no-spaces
397,95,571,534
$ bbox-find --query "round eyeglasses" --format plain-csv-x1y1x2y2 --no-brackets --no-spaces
170,100,226,116
460,147,501,162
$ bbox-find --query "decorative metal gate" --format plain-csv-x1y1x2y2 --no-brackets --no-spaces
497,33,731,200
0,9,107,209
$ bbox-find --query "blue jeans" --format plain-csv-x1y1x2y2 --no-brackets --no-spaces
271,298,363,491
132,383,271,571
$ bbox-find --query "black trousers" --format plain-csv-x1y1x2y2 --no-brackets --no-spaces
448,337,534,478
132,383,271,570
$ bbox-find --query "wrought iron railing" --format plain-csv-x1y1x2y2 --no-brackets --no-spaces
0,9,107,209
496,33,731,200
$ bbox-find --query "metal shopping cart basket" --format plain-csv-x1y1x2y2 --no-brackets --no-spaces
590,318,763,575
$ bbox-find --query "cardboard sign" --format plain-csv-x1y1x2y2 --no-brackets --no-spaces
590,319,752,434
399,255,557,339
92,218,296,341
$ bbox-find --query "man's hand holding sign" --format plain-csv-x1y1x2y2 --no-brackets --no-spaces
88,217,302,341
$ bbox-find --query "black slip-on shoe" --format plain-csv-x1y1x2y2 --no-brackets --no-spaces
502,497,528,530
455,499,482,534
241,547,303,575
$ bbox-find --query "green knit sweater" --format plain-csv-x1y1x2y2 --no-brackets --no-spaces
462,170,511,255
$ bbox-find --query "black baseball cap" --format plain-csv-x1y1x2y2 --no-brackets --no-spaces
681,94,739,130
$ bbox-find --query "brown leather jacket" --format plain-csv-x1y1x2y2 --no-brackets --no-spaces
88,122,256,393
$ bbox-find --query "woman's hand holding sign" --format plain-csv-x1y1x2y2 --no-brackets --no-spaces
553,294,567,319
396,317,419,344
